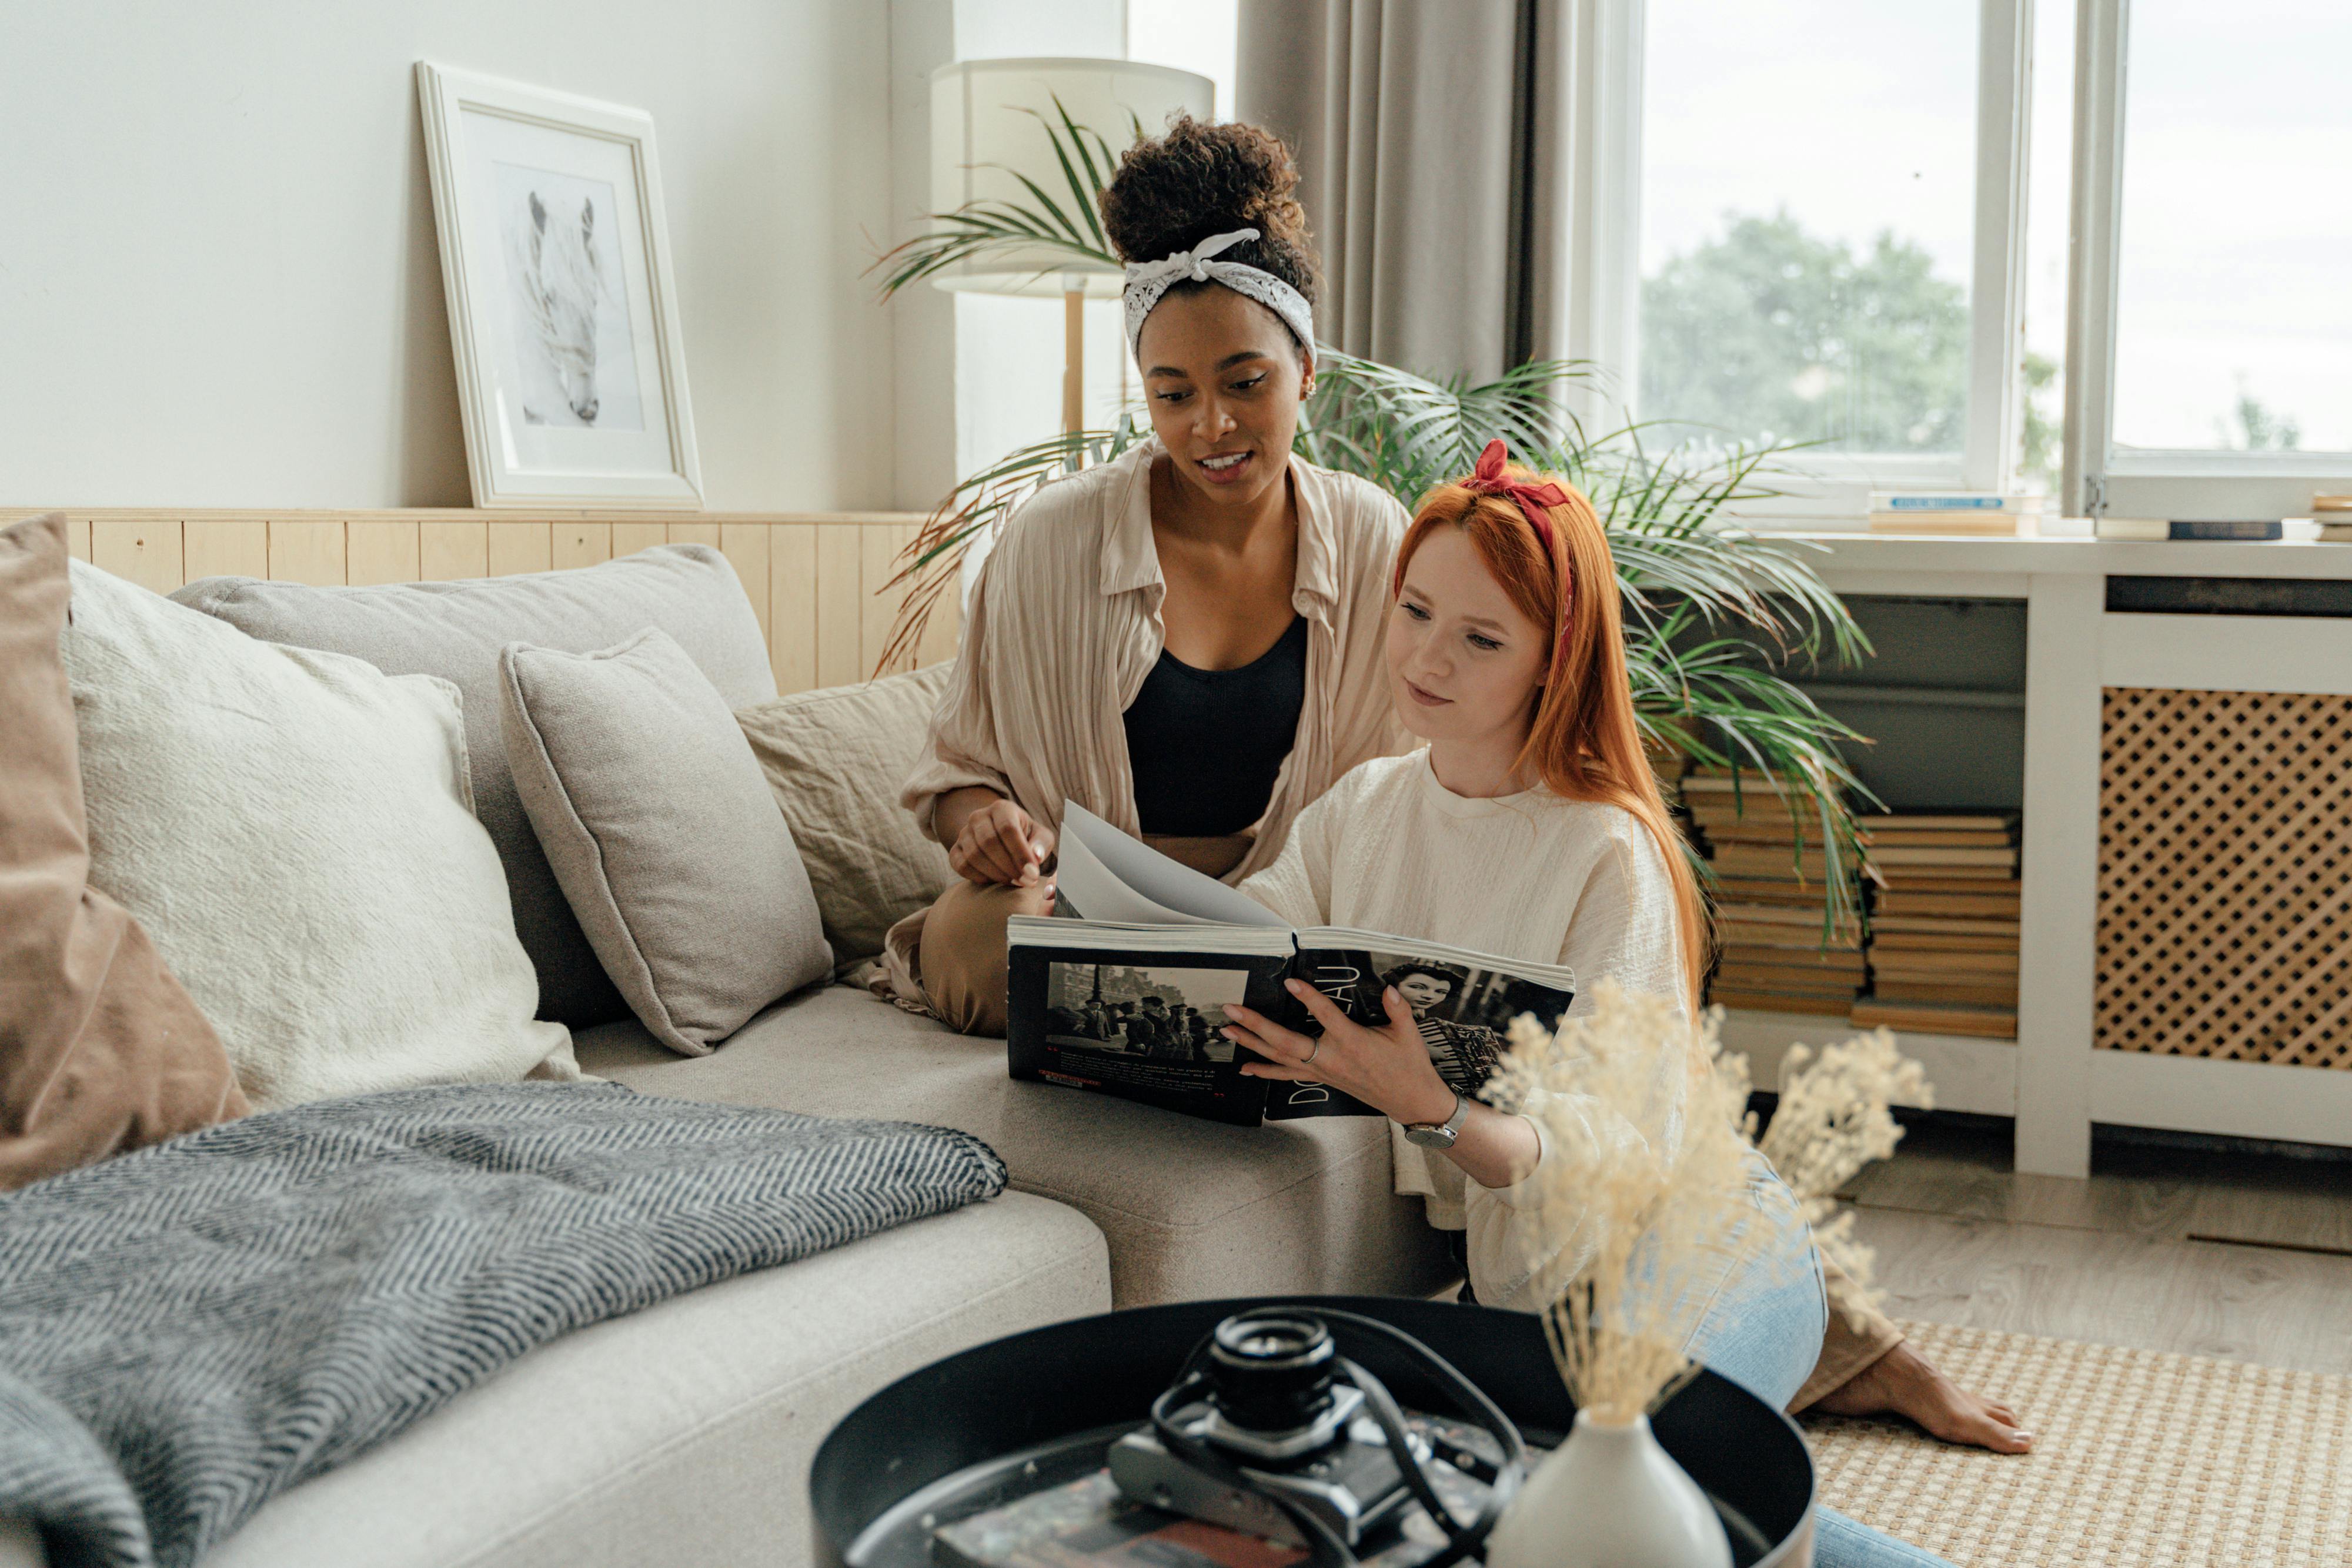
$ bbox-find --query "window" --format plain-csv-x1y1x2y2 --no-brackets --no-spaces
2069,0,2352,518
1594,0,2351,527
1637,2,1983,469
1595,0,2029,518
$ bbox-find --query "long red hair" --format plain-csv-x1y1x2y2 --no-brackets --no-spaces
1392,461,1710,1016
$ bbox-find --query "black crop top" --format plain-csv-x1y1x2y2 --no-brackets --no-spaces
1121,616,1309,837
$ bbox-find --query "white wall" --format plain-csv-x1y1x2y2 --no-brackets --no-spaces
0,0,898,511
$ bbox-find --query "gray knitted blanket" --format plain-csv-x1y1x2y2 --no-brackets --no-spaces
0,1082,1007,1568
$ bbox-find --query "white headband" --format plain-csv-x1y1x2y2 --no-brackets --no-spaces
1122,228,1317,360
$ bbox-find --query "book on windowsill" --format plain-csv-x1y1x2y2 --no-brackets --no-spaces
1867,511,2025,536
1870,492,2048,514
2095,517,2285,541
1004,805,1573,1128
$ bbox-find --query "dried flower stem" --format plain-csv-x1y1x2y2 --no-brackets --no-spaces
1490,985,1930,1419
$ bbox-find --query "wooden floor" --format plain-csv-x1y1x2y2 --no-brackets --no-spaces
1840,1115,2352,1378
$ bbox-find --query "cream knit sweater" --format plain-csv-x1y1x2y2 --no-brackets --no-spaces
1240,748,1693,1309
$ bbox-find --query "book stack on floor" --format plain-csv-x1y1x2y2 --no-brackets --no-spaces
1687,771,1865,1018
1867,492,2048,536
1850,811,2021,1039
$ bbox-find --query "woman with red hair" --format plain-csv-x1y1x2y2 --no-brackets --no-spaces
1222,443,1989,1568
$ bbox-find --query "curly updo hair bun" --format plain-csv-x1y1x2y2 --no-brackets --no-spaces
1101,115,1321,309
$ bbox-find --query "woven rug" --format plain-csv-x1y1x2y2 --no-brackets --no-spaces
1805,1320,2351,1567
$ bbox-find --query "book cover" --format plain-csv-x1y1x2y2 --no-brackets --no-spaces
2096,517,2285,541
1006,807,1573,1126
1869,492,2044,513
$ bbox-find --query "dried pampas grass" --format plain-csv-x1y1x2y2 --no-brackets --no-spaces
1487,984,1928,1422
1748,1031,1930,1332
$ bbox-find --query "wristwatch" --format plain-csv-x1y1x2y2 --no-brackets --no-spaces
1401,1090,1469,1149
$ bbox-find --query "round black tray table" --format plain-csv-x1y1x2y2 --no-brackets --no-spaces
810,1295,1817,1568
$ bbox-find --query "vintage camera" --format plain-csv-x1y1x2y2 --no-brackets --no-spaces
1107,1312,1426,1547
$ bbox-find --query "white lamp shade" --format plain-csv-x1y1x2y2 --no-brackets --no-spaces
929,56,1215,298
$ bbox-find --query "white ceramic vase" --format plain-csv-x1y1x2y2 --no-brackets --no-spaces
1485,1409,1733,1568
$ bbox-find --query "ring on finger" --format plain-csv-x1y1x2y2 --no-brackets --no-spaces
1304,1038,1322,1065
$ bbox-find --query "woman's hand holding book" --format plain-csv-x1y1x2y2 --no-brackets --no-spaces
1225,980,1541,1190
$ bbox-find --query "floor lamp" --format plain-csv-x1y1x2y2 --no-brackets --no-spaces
928,58,1214,434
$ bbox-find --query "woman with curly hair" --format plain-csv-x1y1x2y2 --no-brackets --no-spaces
890,115,1407,1034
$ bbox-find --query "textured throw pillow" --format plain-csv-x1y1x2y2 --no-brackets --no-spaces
735,664,956,963
499,628,832,1057
0,514,247,1186
171,545,776,1029
65,558,577,1111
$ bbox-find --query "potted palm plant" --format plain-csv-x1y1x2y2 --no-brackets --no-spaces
871,108,1874,929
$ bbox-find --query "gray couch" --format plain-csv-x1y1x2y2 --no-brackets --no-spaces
41,550,1452,1568
163,993,1450,1568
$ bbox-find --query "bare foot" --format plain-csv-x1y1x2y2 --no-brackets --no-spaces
1810,1341,2034,1453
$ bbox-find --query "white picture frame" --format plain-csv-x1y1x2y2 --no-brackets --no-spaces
416,61,703,510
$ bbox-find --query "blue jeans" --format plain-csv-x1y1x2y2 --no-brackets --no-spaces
1669,1156,1951,1568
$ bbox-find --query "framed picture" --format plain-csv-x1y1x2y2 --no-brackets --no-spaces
416,61,703,509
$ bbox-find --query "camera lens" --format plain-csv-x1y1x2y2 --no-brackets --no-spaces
1204,1313,1340,1443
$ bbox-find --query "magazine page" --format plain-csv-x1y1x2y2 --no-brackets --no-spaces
1264,937,1578,1120
1005,934,1300,1126
1055,804,1289,929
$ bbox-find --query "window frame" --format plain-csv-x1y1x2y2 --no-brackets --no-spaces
2061,0,2352,521
1575,0,2034,526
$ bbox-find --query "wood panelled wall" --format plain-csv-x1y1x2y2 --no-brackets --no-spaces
4,509,960,694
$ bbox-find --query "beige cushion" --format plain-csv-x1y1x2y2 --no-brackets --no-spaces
172,546,777,1029
736,666,955,963
577,984,1455,1306
207,1192,1109,1568
62,560,576,1111
499,629,831,1057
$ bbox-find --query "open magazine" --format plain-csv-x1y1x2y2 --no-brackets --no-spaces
1005,805,1577,1126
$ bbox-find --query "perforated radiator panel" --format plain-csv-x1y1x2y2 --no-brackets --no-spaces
2097,687,2352,1066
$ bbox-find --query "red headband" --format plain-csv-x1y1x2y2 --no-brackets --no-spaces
1459,439,1576,661
1464,439,1572,549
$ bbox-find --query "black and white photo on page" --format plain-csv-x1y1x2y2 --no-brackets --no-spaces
1042,962,1244,1064
1293,947,1574,1096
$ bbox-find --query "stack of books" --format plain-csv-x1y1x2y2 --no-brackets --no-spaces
1849,811,2021,1039
2313,495,2352,541
1687,771,1865,1017
1867,493,2049,536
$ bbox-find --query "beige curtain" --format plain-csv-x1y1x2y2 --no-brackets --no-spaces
1238,0,1576,383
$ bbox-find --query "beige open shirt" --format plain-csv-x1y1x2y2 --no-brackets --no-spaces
886,436,1409,982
